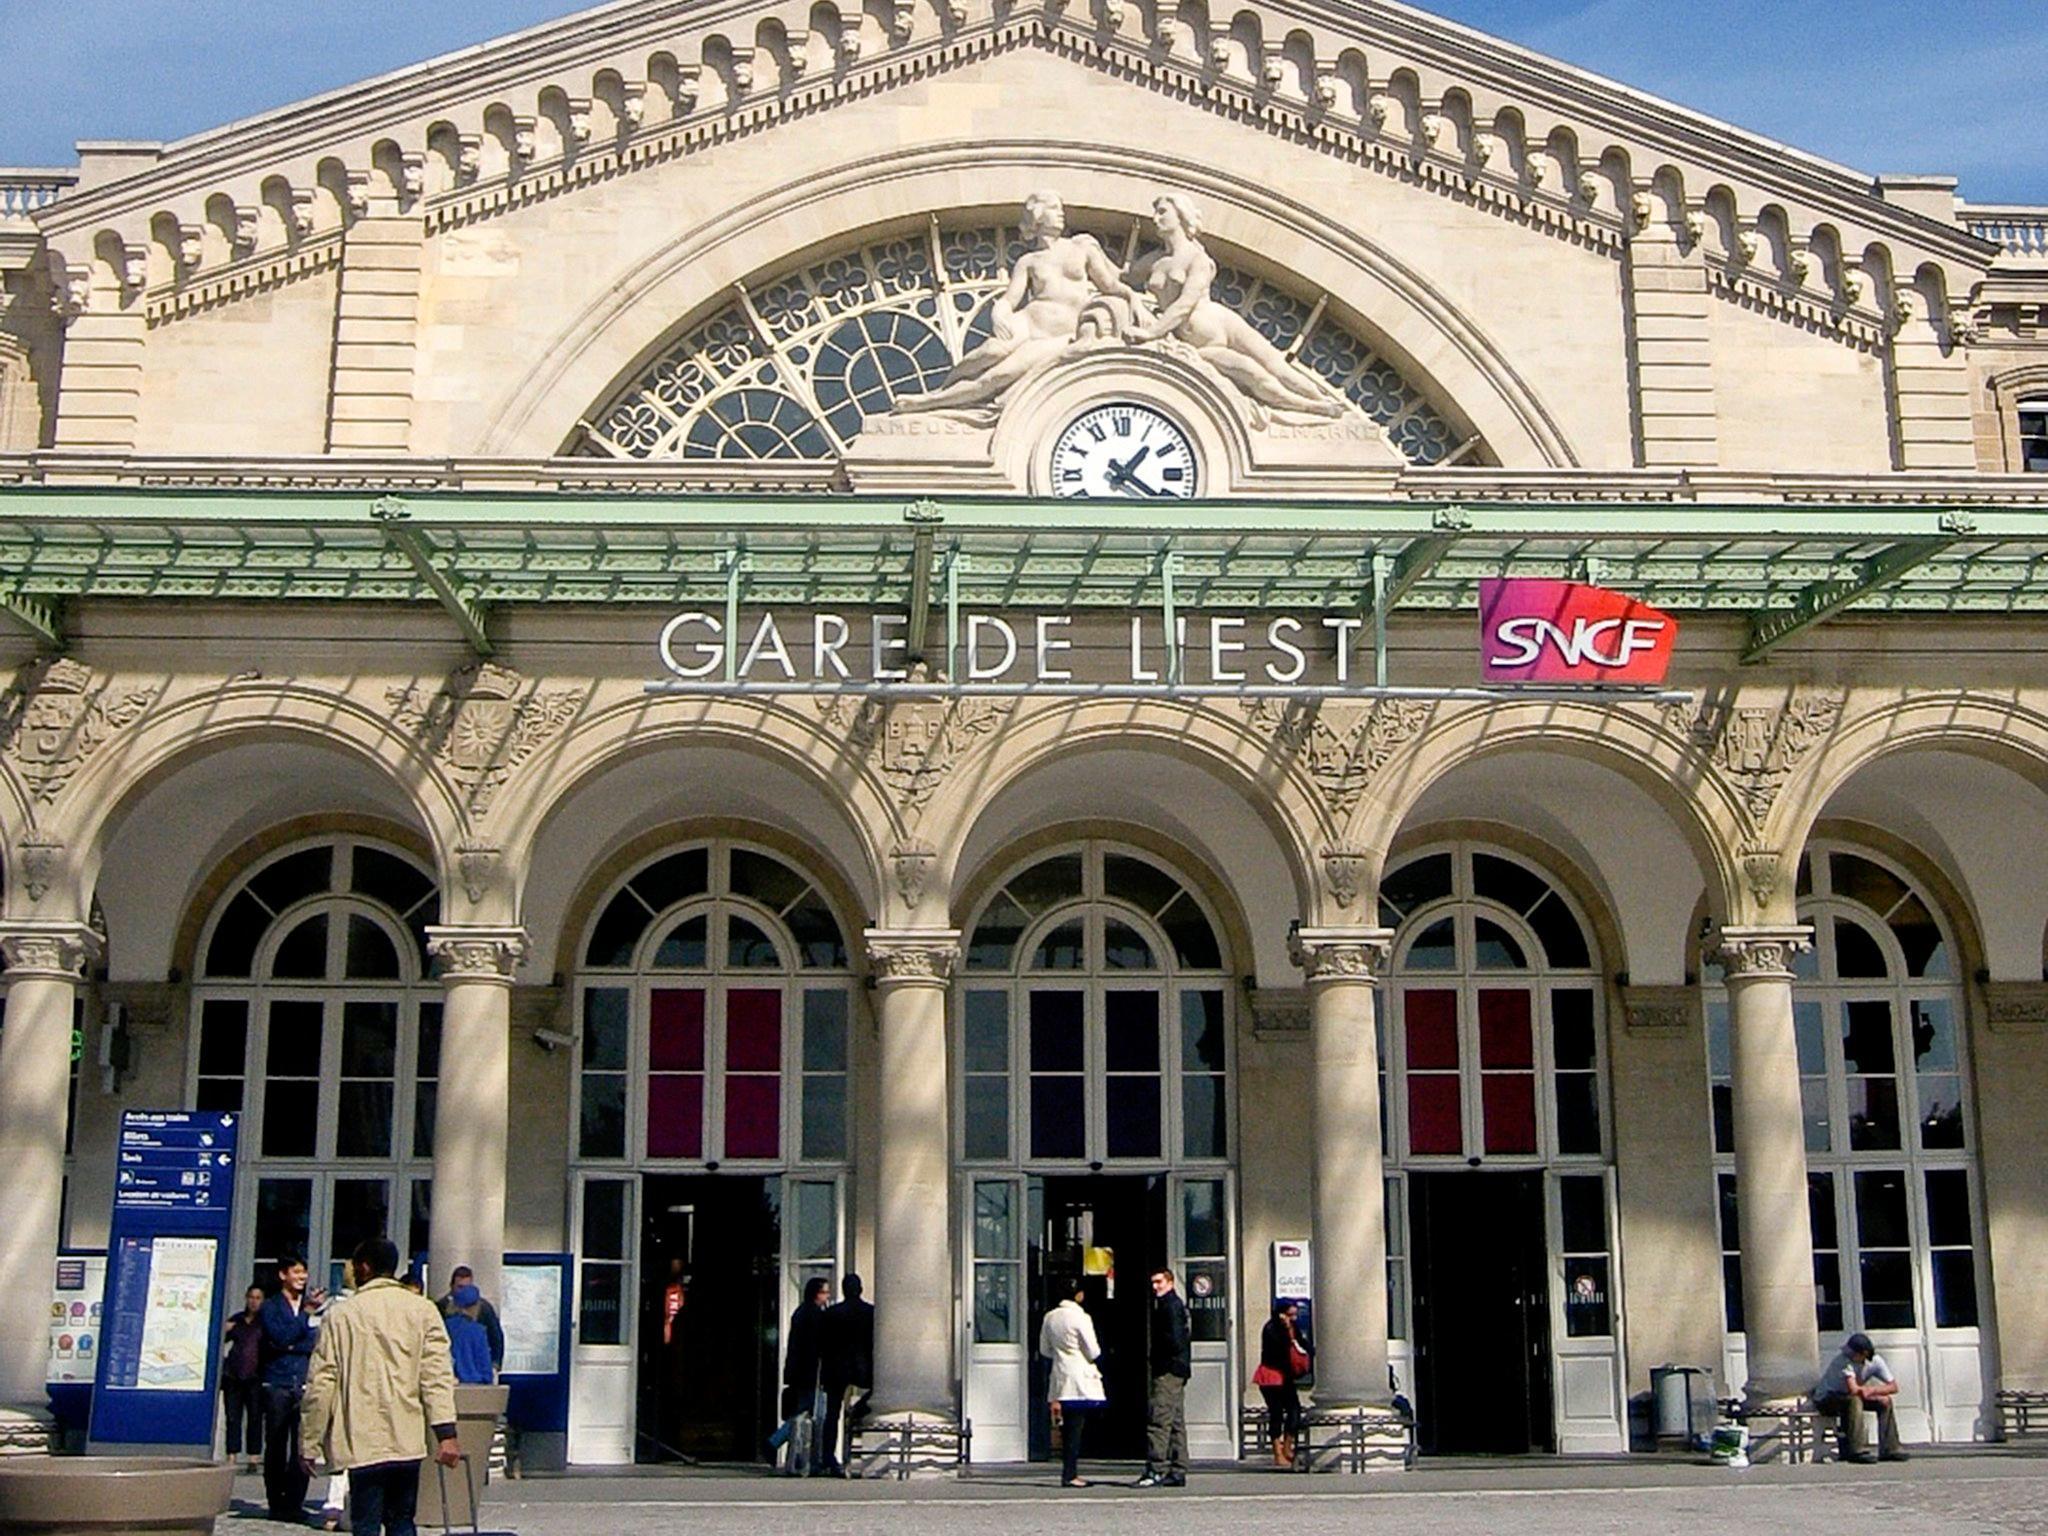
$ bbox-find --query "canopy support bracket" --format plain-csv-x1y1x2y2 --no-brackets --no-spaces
373,497,492,658
1741,535,1955,664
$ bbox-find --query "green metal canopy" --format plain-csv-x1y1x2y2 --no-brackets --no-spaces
0,487,2044,663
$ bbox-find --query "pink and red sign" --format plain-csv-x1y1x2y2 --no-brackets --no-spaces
1479,578,1677,685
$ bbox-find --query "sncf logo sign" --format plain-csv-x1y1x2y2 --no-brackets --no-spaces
1479,579,1678,685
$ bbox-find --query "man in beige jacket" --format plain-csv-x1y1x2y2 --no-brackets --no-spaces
301,1238,460,1536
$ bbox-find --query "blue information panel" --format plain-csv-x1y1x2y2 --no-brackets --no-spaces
88,1111,240,1452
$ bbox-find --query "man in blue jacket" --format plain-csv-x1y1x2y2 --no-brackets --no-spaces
259,1254,327,1523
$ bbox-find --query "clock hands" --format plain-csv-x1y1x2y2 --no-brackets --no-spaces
1105,445,1172,498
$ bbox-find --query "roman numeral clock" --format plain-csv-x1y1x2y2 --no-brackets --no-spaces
1051,402,1199,499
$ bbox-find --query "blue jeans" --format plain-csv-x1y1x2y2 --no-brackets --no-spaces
347,1460,421,1536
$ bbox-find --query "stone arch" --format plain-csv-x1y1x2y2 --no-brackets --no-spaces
44,686,466,927
1761,693,2048,890
1986,360,2048,474
928,703,1322,979
493,695,896,944
477,139,1582,467
1343,701,1746,931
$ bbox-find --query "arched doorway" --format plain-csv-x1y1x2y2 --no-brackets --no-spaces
187,836,441,1297
1378,841,1622,1454
1706,841,1990,1442
564,840,855,1465
955,839,1235,1463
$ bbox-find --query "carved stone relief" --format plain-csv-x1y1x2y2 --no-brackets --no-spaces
1663,688,1846,826
1240,699,1431,825
1620,983,1696,1035
1983,981,2048,1034
1320,844,1369,911
386,662,582,816
15,838,62,903
1712,924,1815,979
1288,925,1394,983
891,842,938,909
816,697,1014,824
425,925,529,980
863,930,961,985
0,659,160,805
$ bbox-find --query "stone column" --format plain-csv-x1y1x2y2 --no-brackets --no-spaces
425,926,527,1308
862,930,960,1420
0,923,99,1449
1716,925,1820,1404
1290,926,1395,1408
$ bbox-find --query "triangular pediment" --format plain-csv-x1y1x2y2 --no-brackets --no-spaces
32,0,1992,325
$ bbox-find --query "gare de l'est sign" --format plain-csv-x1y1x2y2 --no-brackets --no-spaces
654,578,1679,689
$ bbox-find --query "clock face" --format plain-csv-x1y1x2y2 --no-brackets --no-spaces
1050,403,1199,499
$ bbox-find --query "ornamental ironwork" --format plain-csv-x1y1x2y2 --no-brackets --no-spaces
578,219,1458,465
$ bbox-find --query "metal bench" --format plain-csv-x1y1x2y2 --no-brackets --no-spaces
1239,1402,1416,1471
1996,1390,2048,1439
848,1414,973,1479
1730,1400,1837,1463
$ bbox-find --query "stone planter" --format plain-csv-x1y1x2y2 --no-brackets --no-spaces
0,1457,235,1535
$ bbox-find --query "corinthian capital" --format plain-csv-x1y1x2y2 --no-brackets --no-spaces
863,928,961,988
1289,925,1394,984
1712,924,1813,981
426,926,529,982
0,921,102,979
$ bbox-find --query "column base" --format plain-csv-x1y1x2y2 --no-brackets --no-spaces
0,1405,56,1458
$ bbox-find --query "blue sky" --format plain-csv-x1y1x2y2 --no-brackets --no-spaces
2,0,2043,203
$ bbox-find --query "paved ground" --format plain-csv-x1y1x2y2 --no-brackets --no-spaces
214,1451,2048,1535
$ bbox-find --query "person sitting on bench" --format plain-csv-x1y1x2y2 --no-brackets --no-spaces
1811,1332,1908,1464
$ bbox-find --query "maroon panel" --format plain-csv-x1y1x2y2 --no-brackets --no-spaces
649,988,706,1071
725,1075,781,1159
1478,989,1534,1069
726,988,782,1071
1404,989,1460,1070
1408,1073,1463,1155
1483,1073,1538,1154
647,1071,704,1158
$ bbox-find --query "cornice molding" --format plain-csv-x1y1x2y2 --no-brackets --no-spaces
32,0,1990,326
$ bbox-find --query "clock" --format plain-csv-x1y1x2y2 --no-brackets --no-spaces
1050,402,1199,499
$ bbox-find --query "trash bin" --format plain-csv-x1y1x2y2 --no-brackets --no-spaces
1650,1364,1711,1447
418,1382,509,1530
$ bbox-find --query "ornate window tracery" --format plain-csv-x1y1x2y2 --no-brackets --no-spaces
579,222,1461,466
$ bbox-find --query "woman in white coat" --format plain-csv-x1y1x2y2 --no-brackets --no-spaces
1038,1280,1107,1487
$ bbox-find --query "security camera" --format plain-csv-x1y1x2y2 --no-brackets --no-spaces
531,1027,578,1052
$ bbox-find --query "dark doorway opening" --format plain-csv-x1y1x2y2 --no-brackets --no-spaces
1409,1170,1554,1454
637,1174,781,1463
1027,1174,1169,1462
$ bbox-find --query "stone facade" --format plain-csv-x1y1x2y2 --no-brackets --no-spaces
0,0,2044,1467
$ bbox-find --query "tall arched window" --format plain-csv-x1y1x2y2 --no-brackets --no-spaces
1705,843,1986,1440
189,837,441,1290
1377,841,1621,1454
957,841,1231,1169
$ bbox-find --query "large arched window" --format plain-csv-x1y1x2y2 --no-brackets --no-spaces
956,842,1232,1169
189,837,441,1289
1705,842,1986,1440
578,221,1462,466
572,842,854,1169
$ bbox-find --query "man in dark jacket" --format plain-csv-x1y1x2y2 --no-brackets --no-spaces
1136,1266,1192,1488
258,1255,326,1522
766,1277,831,1471
817,1274,875,1476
